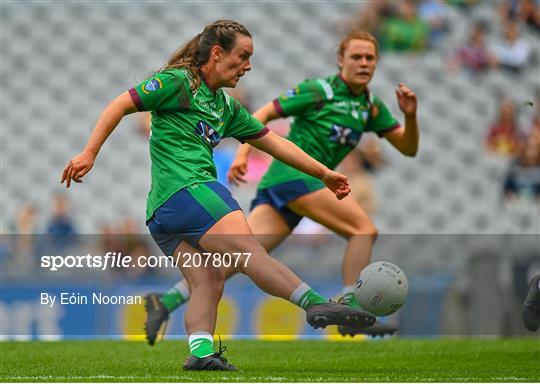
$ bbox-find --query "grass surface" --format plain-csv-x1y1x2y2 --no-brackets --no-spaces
1,338,539,382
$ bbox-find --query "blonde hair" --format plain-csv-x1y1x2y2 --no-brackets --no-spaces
162,19,251,91
338,30,379,58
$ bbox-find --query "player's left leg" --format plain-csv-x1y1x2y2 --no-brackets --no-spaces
288,188,397,337
522,273,540,332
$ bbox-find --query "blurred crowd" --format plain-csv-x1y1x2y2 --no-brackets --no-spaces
485,91,540,202
345,0,539,59
3,0,539,277
343,0,540,204
2,194,156,280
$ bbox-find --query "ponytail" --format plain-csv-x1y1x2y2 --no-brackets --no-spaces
162,19,251,91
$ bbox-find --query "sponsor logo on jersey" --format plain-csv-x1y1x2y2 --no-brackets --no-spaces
142,78,163,94
285,88,296,97
195,121,222,148
362,110,369,122
329,124,361,147
196,99,221,120
282,87,299,99
198,100,217,109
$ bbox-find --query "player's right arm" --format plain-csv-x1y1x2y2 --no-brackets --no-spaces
227,101,280,185
62,70,188,188
61,92,137,188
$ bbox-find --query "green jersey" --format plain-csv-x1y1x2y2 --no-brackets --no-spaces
258,74,400,190
129,68,268,220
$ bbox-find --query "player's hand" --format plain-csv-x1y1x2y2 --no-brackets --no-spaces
61,150,96,188
227,154,249,186
322,170,350,200
396,83,417,116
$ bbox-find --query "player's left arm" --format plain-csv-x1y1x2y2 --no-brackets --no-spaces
247,131,351,200
383,84,419,157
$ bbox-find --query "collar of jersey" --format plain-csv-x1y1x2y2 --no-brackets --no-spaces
337,73,369,99
200,72,218,96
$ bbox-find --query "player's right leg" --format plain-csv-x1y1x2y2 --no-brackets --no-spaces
200,210,375,331
288,188,397,337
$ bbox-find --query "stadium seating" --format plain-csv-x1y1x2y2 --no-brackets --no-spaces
1,1,538,243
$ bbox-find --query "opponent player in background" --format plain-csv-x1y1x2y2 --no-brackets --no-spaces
60,20,375,371
145,30,419,343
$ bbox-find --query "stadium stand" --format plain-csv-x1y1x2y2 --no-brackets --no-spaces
1,2,538,235
1,0,538,338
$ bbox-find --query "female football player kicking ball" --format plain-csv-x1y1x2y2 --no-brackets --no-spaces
144,29,419,343
61,20,375,371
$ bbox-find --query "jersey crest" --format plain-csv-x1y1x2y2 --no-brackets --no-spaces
195,121,222,148
142,78,163,94
329,124,361,147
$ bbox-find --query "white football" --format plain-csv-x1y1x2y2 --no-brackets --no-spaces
355,261,409,316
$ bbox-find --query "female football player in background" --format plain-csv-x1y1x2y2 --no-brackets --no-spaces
145,30,419,343
61,20,375,371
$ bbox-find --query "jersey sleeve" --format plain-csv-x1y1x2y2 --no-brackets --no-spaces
366,96,401,137
226,99,269,143
128,70,192,112
272,78,328,117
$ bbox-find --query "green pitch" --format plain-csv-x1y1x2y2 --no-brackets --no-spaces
1,339,538,382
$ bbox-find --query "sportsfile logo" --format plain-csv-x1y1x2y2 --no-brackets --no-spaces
40,252,252,271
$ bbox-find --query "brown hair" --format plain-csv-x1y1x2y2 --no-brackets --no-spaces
338,30,379,58
162,19,251,91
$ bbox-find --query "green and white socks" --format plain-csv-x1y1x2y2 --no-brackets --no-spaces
289,283,365,310
188,331,214,358
160,280,190,312
289,282,327,309
342,285,362,309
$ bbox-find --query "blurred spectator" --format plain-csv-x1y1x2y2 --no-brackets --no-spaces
342,1,396,36
46,194,77,236
445,0,479,10
492,21,531,72
418,0,450,48
504,134,540,201
485,99,524,156
9,204,39,271
120,217,154,280
526,89,540,137
450,21,495,74
379,0,430,52
499,0,540,33
100,218,155,280
98,222,123,259
12,203,38,234
42,194,78,253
